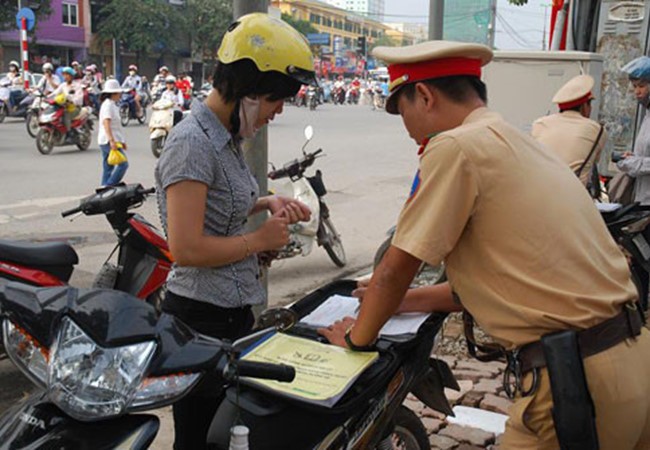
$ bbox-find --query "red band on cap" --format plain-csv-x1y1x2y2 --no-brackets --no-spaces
559,92,592,110
388,57,482,91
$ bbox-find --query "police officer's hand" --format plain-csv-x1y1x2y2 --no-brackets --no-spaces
256,210,290,250
351,278,370,301
317,316,355,348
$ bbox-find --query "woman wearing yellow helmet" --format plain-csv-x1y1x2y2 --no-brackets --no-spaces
154,13,315,450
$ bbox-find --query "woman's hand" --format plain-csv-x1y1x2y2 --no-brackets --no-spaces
267,195,311,224
253,210,290,251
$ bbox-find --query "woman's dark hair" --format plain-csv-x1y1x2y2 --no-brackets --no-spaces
212,58,303,136
401,75,488,105
212,59,302,103
100,92,120,103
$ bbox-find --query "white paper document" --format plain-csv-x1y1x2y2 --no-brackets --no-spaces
596,202,622,213
300,294,431,336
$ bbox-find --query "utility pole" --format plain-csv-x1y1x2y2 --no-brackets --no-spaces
487,0,496,49
233,0,270,304
429,0,444,40
542,3,551,50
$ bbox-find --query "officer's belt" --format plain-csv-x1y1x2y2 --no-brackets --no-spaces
515,303,643,374
464,303,645,397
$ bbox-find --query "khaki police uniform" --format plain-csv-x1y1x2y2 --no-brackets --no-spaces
531,75,605,187
373,41,650,449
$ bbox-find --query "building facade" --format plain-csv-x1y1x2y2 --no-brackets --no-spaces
272,0,413,76
322,0,385,22
1,0,91,72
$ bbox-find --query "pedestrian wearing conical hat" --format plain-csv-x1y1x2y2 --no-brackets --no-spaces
318,40,650,450
531,74,606,192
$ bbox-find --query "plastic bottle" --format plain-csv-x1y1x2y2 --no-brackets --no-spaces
229,425,249,450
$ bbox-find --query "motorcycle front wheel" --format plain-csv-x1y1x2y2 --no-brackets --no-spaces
151,135,166,158
0,103,6,123
384,406,430,450
321,216,346,267
36,128,55,155
120,105,130,127
137,108,147,124
26,111,39,138
76,123,92,151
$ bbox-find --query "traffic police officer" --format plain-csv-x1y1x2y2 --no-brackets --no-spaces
532,74,606,188
319,41,650,449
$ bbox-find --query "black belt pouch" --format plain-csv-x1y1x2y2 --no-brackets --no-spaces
541,330,599,450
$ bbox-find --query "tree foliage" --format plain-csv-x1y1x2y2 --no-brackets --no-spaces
0,0,52,32
96,0,184,59
184,0,232,60
369,34,397,52
281,13,318,36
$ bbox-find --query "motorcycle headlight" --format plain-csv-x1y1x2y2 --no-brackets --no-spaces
40,112,56,123
48,317,156,421
131,372,201,409
2,319,48,387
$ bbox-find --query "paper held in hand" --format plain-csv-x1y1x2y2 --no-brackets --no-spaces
299,294,431,336
241,333,378,407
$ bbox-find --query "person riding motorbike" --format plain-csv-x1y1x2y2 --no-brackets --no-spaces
153,66,172,91
5,60,27,111
82,65,101,112
175,72,193,110
48,67,83,132
121,64,144,117
160,75,184,125
154,13,315,449
70,61,84,80
36,63,60,96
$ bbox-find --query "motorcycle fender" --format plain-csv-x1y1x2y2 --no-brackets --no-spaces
150,128,167,140
0,391,159,450
410,358,460,417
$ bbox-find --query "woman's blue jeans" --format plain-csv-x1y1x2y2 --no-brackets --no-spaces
100,143,128,186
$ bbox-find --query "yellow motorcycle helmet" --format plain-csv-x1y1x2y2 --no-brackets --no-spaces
217,13,317,86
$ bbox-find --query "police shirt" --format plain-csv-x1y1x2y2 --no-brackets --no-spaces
392,107,636,349
531,110,605,186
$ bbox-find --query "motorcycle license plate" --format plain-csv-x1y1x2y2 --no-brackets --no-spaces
633,234,650,261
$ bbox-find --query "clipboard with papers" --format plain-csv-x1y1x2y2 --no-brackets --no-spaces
241,332,379,407
298,294,431,337
240,294,432,407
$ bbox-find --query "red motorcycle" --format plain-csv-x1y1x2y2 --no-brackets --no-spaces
35,96,94,155
0,184,172,309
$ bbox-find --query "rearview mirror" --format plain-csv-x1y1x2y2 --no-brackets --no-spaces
304,125,314,141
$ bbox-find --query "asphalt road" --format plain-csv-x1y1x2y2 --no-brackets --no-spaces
0,100,419,436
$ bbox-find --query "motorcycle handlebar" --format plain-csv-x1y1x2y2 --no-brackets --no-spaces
236,360,296,383
61,206,82,217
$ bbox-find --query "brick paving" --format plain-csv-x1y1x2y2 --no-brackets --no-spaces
403,353,509,450
403,314,511,450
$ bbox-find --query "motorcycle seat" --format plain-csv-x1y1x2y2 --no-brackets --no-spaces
0,240,78,267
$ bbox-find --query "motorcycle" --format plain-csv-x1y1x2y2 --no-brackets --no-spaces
0,77,31,123
332,85,346,105
307,85,318,111
25,90,47,138
149,99,175,158
268,126,347,268
347,86,360,105
598,202,650,311
373,87,386,110
0,279,456,450
0,183,171,310
120,89,148,126
35,97,94,155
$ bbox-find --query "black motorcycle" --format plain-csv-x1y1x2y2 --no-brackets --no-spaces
0,280,456,449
